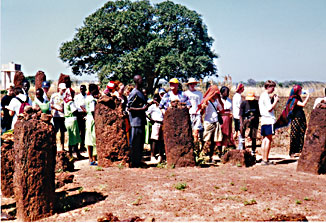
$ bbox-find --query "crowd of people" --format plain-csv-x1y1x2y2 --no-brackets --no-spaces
1,75,325,167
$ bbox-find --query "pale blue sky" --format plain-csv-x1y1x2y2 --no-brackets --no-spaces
1,0,326,82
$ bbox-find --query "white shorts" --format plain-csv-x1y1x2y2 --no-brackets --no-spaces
190,114,203,130
151,122,162,140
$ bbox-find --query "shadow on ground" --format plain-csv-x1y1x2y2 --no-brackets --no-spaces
55,189,107,213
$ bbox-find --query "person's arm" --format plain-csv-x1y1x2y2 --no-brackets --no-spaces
297,93,310,107
269,94,279,112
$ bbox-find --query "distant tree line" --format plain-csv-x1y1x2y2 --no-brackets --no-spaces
238,78,325,88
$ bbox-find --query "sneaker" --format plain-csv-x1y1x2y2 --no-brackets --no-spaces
261,160,270,166
90,161,98,166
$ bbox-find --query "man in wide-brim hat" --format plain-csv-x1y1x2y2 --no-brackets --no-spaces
184,78,203,143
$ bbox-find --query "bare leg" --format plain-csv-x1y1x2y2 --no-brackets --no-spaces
88,146,94,162
60,131,65,151
261,135,272,162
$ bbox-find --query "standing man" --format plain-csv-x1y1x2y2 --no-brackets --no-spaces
184,78,203,143
1,84,15,132
50,83,67,151
232,83,244,144
127,75,149,167
159,78,191,114
258,80,279,165
74,84,87,152
239,91,260,154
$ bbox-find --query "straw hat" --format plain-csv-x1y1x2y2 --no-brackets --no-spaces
169,78,179,84
186,78,199,85
245,91,255,100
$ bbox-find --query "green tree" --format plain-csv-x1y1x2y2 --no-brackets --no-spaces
59,0,217,93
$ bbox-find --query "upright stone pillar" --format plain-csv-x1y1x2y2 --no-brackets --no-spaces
13,111,57,221
297,108,326,174
94,95,130,167
1,132,15,197
13,70,25,87
163,102,195,167
35,70,46,89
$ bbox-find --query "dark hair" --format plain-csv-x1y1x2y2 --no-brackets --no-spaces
14,87,23,96
264,80,276,89
36,88,44,95
220,86,229,94
89,84,98,95
153,94,161,103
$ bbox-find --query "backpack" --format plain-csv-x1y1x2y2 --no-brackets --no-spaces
16,96,30,114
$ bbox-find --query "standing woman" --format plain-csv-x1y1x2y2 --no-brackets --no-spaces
63,88,84,159
275,85,310,157
217,86,235,153
33,88,51,114
85,84,100,165
197,85,224,161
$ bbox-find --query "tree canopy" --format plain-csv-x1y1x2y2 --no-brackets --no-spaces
59,0,217,93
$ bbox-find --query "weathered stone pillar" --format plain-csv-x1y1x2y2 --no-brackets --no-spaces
163,102,195,167
13,109,56,221
13,70,25,87
297,107,326,174
222,150,256,167
1,132,15,197
35,70,46,89
94,95,130,167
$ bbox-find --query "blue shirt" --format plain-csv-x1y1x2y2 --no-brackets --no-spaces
127,88,147,127
159,91,191,110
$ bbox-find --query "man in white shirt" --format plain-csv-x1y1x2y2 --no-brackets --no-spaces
258,80,279,165
74,84,87,152
232,83,244,143
50,83,67,151
184,78,203,143
7,87,32,129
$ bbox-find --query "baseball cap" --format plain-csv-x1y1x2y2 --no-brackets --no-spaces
42,81,50,88
169,78,179,84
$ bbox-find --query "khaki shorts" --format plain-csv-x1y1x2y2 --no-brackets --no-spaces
203,121,222,142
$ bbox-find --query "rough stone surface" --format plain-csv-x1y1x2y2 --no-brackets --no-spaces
297,108,326,174
55,172,74,189
94,95,130,167
35,70,46,90
13,71,25,87
266,213,308,221
13,113,57,221
163,102,195,167
55,151,74,172
58,73,71,88
222,150,256,167
1,132,15,197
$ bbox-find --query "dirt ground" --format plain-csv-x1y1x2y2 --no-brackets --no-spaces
1,97,325,222
2,145,326,222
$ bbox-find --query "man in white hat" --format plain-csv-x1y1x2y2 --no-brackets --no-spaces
50,82,67,151
184,78,203,143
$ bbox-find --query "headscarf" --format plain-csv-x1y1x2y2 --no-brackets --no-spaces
63,88,74,103
197,85,224,113
235,83,244,93
275,85,302,129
